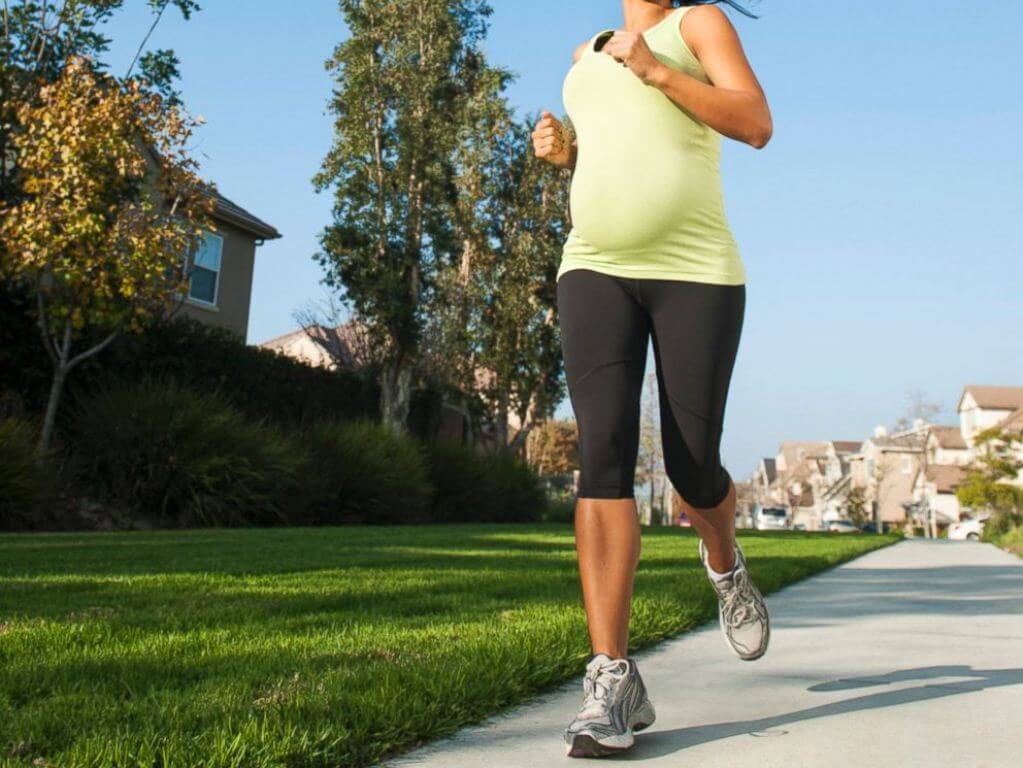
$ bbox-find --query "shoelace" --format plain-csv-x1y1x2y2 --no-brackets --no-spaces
579,660,627,719
720,570,756,629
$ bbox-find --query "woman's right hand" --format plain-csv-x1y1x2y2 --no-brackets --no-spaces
532,110,574,169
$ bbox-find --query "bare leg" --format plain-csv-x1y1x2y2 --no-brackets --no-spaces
678,479,737,573
574,498,641,659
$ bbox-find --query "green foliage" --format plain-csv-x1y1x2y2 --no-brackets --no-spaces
844,486,870,527
0,526,897,768
0,286,380,430
70,378,303,528
98,316,381,429
981,510,1023,542
0,417,51,528
427,442,546,522
956,428,1023,516
990,525,1023,556
315,1,518,428
300,419,433,525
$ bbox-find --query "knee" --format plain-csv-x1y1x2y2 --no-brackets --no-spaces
670,464,732,510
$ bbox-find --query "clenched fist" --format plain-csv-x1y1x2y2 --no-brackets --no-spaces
532,110,575,169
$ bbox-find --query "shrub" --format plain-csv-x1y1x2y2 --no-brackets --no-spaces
0,281,380,429
0,417,52,529
300,419,432,525
71,379,302,528
982,509,1023,542
427,442,547,523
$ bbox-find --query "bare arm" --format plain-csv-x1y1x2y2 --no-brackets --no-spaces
601,6,772,148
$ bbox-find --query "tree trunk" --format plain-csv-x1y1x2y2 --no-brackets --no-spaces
37,318,73,454
38,363,68,454
380,353,414,433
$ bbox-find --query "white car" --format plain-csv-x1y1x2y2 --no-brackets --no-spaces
826,520,861,534
755,507,789,531
948,517,986,541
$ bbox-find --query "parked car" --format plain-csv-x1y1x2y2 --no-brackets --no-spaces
948,517,987,542
754,506,789,531
860,521,893,534
826,519,861,534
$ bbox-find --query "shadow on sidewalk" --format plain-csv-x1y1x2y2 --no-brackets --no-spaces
623,665,1023,760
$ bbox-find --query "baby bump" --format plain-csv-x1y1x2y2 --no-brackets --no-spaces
569,150,711,252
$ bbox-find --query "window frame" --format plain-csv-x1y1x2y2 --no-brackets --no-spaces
186,231,224,309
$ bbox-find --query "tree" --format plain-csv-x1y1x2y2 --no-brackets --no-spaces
315,0,503,432
636,372,664,525
892,388,942,433
1,1,198,200
844,486,870,527
0,57,213,450
455,115,567,451
525,419,579,477
956,427,1023,523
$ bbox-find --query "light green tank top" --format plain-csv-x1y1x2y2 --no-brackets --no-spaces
558,6,745,285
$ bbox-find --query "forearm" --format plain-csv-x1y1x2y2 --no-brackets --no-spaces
646,63,772,148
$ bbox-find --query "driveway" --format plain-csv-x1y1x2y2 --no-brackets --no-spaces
388,540,1023,767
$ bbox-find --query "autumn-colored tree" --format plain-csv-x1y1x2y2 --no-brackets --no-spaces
0,57,213,450
526,419,579,477
1,1,199,202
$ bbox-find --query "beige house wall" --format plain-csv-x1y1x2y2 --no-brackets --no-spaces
179,219,257,339
959,392,1014,445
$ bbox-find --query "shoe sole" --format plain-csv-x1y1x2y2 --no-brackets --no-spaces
565,703,656,758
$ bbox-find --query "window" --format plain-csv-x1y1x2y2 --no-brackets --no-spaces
901,455,912,474
188,232,223,306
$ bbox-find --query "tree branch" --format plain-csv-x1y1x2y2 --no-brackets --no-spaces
126,0,170,79
66,330,118,372
35,284,59,366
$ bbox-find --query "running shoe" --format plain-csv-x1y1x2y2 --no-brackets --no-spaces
699,539,770,661
564,653,656,758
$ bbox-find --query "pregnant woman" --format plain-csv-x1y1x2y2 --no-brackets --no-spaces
532,0,772,757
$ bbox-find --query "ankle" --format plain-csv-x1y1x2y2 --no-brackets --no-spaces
704,544,736,576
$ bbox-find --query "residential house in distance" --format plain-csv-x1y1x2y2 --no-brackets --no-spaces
911,464,968,525
750,384,1023,534
751,441,860,530
258,321,373,371
849,424,928,527
958,385,1023,446
752,457,778,507
179,190,281,339
956,385,1023,487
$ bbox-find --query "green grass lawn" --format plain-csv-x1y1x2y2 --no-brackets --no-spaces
0,525,896,767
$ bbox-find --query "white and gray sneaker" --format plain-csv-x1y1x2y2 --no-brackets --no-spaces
699,540,770,661
564,653,656,758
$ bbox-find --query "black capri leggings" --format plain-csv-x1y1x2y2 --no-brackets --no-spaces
557,268,745,508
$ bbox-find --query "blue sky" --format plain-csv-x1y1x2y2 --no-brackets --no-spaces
102,0,1022,478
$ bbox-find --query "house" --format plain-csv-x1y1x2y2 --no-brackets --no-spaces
815,440,862,523
751,441,859,530
258,321,374,371
848,425,927,526
926,425,971,466
958,385,1023,446
911,463,967,525
178,190,281,339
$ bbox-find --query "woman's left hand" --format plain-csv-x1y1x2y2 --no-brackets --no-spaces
600,30,664,84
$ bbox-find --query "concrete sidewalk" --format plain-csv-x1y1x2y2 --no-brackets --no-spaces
388,540,1023,768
